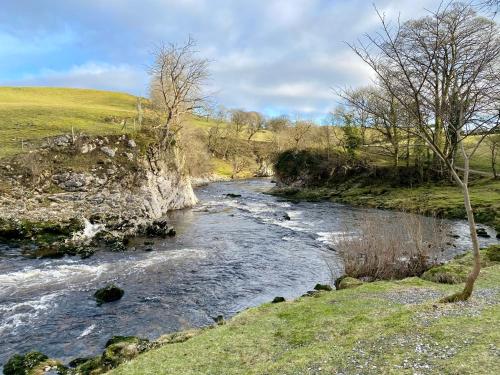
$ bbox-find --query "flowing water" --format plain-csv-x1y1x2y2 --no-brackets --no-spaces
0,179,498,367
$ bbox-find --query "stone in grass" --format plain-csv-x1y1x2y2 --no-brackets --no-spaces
314,283,333,292
337,277,364,290
94,284,124,305
272,296,286,303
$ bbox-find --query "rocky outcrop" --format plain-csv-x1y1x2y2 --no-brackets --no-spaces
0,133,197,257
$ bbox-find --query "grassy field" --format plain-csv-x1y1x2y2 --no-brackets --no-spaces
0,87,140,158
109,249,500,375
0,87,271,180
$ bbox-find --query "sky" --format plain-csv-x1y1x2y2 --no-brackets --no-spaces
0,0,442,119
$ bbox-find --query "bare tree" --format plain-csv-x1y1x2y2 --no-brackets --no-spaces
350,2,500,301
246,111,265,140
230,109,248,135
289,120,313,150
149,37,210,152
486,134,500,178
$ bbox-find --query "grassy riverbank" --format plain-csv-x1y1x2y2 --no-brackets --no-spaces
272,177,500,233
108,248,500,375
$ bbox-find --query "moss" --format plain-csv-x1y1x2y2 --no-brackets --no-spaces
422,245,500,285
3,352,49,375
421,264,469,284
484,245,500,262
337,277,364,289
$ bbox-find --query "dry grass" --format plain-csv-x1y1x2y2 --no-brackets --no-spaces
334,213,447,280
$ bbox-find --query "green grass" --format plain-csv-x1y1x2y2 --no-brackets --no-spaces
274,177,500,232
0,87,140,158
110,253,500,375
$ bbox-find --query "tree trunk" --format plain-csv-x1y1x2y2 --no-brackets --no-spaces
441,158,481,303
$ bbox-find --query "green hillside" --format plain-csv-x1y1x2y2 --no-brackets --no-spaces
0,87,139,158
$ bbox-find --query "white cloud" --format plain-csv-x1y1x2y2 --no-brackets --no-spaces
7,63,148,96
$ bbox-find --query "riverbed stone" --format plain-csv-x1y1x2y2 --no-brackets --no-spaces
476,227,490,238
94,284,124,305
226,193,242,198
314,283,333,291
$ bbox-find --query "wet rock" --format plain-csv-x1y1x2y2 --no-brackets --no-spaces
212,315,224,325
225,193,241,198
94,284,124,305
145,219,176,238
272,296,286,303
314,283,333,291
282,213,291,221
100,146,116,158
476,227,490,238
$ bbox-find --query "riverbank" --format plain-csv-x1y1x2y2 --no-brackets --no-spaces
99,246,498,375
271,177,500,234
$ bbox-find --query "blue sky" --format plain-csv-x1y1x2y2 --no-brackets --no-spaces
0,0,441,118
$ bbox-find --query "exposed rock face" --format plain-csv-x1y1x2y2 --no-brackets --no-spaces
0,134,198,257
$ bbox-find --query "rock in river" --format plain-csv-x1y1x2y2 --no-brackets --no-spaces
94,284,124,305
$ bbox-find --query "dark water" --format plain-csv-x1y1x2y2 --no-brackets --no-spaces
0,179,498,367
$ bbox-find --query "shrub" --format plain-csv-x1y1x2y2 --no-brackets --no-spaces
333,213,445,280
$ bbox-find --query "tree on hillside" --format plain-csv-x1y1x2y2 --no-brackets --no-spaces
246,111,265,140
289,120,313,150
149,37,210,154
350,2,500,301
486,134,500,178
230,109,248,135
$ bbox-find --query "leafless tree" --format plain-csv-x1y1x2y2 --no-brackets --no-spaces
230,109,248,135
149,37,210,152
246,111,265,140
486,134,500,178
350,2,500,301
290,120,313,150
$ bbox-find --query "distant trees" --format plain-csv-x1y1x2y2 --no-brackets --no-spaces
486,134,500,178
350,2,500,301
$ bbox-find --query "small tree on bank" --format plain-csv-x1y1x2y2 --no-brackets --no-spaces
149,37,210,166
350,2,500,301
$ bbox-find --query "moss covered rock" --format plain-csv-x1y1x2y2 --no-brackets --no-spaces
313,283,333,292
3,351,58,375
421,264,468,284
73,336,150,375
485,245,500,262
337,277,363,290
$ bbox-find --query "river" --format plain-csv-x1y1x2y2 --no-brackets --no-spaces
0,179,498,367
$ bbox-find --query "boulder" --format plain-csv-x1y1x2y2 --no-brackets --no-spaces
272,296,286,303
94,284,124,305
314,283,333,291
282,213,291,221
212,315,224,325
225,193,242,198
337,277,363,290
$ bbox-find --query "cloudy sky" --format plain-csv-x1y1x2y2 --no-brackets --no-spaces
0,0,441,118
